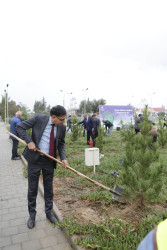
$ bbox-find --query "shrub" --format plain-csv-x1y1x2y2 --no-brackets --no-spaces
120,106,164,206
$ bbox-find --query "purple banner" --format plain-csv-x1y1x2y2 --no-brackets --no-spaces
99,105,134,127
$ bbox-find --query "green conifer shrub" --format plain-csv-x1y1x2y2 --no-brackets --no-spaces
157,118,167,147
71,117,80,142
120,106,164,206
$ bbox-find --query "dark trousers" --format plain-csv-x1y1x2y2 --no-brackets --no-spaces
92,131,98,147
28,157,54,219
87,130,93,145
12,140,19,158
135,129,140,134
67,125,72,132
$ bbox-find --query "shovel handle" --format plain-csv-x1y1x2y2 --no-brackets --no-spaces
6,131,63,165
7,131,122,196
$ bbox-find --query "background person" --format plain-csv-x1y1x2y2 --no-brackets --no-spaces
137,218,167,250
148,122,158,143
10,111,22,160
87,115,94,145
66,115,72,132
77,114,88,137
103,120,113,136
92,114,100,146
16,105,68,229
163,115,167,128
134,114,143,134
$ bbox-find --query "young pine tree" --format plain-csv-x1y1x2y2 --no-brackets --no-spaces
71,117,80,142
157,118,167,147
120,106,164,206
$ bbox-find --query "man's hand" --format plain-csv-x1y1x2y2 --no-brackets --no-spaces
27,142,37,151
61,159,68,169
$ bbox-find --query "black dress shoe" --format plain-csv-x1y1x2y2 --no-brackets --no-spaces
11,157,20,160
27,217,35,229
46,213,57,224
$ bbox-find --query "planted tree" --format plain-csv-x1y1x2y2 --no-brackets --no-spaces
157,118,167,147
71,117,80,142
120,106,164,206
96,123,105,153
120,122,135,142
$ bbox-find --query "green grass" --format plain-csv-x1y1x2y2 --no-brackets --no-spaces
55,209,167,250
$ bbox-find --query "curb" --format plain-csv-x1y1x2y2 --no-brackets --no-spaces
21,155,84,250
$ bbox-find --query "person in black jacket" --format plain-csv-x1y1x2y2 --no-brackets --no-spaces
92,115,100,138
77,114,87,137
103,120,113,136
67,115,72,132
86,115,94,145
16,105,68,229
134,114,143,134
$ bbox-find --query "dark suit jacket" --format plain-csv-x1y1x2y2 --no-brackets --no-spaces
16,114,66,168
87,116,93,132
93,118,100,137
77,118,87,129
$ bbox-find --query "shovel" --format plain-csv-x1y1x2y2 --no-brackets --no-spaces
7,131,126,203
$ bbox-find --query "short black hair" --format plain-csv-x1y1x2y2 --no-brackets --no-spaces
50,105,67,117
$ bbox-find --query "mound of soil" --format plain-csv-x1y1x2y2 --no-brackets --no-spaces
51,176,167,225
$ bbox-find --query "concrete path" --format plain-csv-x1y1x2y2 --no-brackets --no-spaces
0,122,74,250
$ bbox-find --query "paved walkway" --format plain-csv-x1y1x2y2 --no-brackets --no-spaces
0,122,73,250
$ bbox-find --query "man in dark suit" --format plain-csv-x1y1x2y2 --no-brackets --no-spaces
77,114,87,137
92,115,100,138
87,115,94,145
66,115,72,132
16,105,68,229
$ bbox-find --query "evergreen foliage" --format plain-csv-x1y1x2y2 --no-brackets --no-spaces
121,124,135,142
120,106,164,206
157,118,167,147
71,117,80,142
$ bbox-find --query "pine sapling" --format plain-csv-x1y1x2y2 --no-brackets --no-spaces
157,118,167,147
120,106,164,206
71,117,80,142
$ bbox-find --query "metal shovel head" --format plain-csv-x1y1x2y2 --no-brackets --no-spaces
119,158,123,166
112,185,125,201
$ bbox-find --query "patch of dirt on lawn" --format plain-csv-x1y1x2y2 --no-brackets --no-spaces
72,152,84,156
49,176,167,225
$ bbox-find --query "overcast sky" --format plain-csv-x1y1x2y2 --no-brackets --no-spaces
0,0,167,111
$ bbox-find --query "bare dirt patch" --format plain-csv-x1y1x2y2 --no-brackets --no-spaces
51,176,167,225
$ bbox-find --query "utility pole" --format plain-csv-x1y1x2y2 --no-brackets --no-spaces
6,84,9,122
4,90,6,122
82,88,88,114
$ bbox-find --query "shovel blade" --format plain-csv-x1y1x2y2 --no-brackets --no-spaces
112,185,126,203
